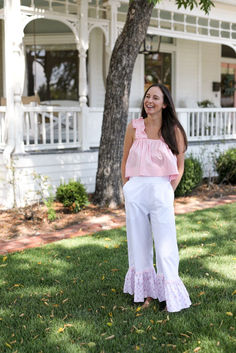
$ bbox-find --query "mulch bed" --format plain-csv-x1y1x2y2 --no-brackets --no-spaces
0,183,235,241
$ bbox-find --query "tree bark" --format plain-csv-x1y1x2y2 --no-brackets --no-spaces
93,0,154,207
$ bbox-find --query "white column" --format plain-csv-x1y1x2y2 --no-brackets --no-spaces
105,0,121,53
77,0,89,151
3,0,25,158
78,0,89,106
177,111,188,136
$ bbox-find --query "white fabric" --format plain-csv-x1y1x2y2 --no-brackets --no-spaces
123,176,191,312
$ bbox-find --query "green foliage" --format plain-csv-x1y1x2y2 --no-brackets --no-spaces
215,148,236,184
44,193,57,222
197,99,215,108
175,156,203,196
146,0,214,14
175,0,214,14
56,180,88,212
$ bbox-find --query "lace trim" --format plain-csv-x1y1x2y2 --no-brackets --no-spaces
123,267,158,302
124,269,191,312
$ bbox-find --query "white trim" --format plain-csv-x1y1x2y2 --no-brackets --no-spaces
221,57,236,64
23,33,76,46
197,42,202,102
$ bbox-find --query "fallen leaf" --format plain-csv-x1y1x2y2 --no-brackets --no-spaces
105,335,115,340
226,312,233,316
3,256,7,262
107,322,112,327
135,346,140,351
180,333,190,338
194,347,201,352
135,329,145,334
5,343,12,349
198,291,205,296
150,319,154,324
101,275,105,281
111,288,116,293
111,269,119,272
232,290,236,296
104,238,111,241
136,306,142,312
87,342,96,348
152,336,157,340
57,327,64,333
156,320,163,324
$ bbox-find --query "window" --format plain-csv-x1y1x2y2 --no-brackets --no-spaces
26,47,78,101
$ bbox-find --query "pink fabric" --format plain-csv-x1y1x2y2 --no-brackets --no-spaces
156,274,192,312
124,268,191,312
123,267,159,302
125,118,179,181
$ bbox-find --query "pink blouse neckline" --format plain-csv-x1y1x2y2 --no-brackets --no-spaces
141,118,163,141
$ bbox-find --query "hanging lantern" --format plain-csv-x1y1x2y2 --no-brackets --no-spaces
139,35,162,58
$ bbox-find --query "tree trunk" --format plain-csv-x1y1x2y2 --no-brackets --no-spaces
93,0,154,207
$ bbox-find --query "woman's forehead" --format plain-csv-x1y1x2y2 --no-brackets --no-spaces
146,86,163,97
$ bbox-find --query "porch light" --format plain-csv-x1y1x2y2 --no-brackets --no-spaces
139,35,161,58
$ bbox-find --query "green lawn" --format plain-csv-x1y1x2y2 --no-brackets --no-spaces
0,203,235,353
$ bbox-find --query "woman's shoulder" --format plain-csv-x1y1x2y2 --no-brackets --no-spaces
132,117,144,128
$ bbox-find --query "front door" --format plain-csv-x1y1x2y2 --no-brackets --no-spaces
145,52,172,93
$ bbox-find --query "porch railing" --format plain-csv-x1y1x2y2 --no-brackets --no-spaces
23,106,82,151
177,108,236,142
0,106,236,152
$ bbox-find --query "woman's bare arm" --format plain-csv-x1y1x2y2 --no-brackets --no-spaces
171,127,186,191
121,122,135,185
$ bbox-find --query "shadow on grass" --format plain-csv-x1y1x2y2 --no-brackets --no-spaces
0,204,235,353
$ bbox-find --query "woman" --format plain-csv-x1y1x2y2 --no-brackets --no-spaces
121,84,191,312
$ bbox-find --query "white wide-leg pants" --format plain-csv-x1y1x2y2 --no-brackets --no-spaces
123,176,191,312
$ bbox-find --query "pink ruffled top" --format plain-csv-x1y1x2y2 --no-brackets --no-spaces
125,117,179,181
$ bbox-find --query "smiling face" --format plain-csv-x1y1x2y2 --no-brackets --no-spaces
144,86,166,117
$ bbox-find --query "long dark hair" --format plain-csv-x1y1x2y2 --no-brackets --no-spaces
141,84,187,155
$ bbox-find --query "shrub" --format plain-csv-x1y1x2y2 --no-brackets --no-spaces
197,99,215,108
215,148,236,184
175,156,203,197
56,180,88,212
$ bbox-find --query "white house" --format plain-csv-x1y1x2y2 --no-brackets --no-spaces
0,0,235,209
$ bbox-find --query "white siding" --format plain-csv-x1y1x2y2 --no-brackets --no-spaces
176,39,200,107
201,42,221,107
0,151,98,209
129,54,144,108
175,39,221,108
88,28,105,107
